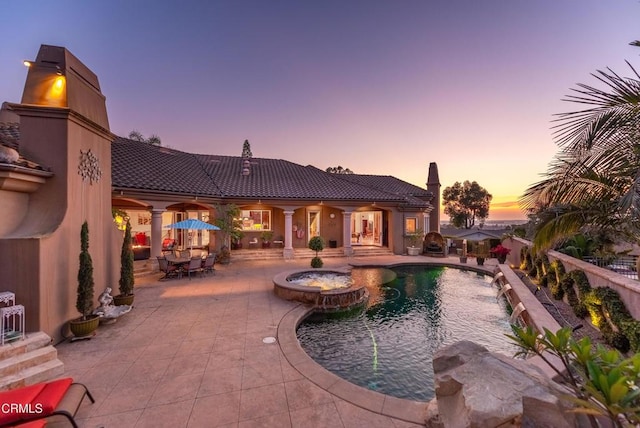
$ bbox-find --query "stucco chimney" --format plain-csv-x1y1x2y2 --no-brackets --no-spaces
427,162,441,233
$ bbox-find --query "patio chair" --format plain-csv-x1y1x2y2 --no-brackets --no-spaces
157,256,180,279
0,377,94,428
185,256,203,279
201,254,216,276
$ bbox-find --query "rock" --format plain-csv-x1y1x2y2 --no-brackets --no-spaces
430,341,576,428
0,145,19,163
424,399,444,428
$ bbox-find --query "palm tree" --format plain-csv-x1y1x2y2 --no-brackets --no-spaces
521,56,640,249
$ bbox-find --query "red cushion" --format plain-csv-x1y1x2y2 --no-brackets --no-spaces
12,420,46,428
0,384,46,425
34,378,73,414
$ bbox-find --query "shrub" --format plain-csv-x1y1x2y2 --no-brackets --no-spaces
508,325,640,425
309,236,324,268
118,219,134,296
621,320,640,352
77,221,95,319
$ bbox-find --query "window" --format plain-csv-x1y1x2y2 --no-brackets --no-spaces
238,210,271,231
405,217,417,233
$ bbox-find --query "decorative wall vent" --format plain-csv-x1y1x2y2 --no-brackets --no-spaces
78,149,102,184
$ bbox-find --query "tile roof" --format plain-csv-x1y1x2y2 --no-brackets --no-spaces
333,173,433,206
0,123,20,150
0,122,51,172
111,137,221,196
113,139,431,207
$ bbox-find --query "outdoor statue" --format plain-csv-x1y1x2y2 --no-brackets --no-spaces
93,286,131,321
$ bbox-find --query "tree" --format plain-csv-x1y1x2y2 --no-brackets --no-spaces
442,180,492,229
118,219,134,297
212,203,241,249
76,221,95,320
146,134,162,146
128,130,161,145
241,139,252,158
520,51,640,249
128,130,144,141
325,165,354,174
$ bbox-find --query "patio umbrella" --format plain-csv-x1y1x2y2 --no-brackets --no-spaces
165,219,220,251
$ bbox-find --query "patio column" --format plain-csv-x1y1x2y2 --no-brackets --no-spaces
151,208,166,260
342,211,354,257
283,210,294,259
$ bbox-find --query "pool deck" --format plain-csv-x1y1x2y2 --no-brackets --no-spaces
56,254,498,428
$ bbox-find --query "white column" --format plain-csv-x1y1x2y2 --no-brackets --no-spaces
283,210,294,259
342,211,354,256
151,208,165,259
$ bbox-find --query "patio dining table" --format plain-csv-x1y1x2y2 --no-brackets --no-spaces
165,256,191,277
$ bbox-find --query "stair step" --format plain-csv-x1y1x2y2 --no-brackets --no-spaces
229,246,394,261
0,332,52,360
0,346,58,378
0,358,65,391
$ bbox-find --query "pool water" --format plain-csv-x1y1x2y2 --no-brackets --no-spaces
296,265,518,401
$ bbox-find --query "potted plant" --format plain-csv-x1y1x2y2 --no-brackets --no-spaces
406,229,424,256
308,236,324,268
475,241,489,266
491,244,511,264
114,219,135,306
213,203,242,261
230,230,244,250
261,230,273,248
69,221,100,338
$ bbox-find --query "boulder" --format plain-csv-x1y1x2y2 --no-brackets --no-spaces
426,341,576,428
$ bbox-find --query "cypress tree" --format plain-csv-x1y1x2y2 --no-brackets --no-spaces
119,219,135,296
77,221,95,319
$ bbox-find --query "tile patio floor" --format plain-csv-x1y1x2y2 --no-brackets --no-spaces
56,255,440,428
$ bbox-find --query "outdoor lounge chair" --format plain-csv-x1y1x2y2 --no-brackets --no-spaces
0,377,94,428
185,256,203,279
157,256,180,279
201,254,216,276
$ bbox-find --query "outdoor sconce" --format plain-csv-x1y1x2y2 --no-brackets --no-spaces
21,59,66,107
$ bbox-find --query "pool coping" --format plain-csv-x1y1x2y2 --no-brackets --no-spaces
276,260,499,425
278,304,428,425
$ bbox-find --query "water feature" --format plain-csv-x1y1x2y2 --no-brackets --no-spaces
296,265,519,401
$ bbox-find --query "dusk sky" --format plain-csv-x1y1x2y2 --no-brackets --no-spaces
2,1,639,221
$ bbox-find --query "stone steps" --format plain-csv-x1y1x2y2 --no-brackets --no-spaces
0,332,64,391
230,246,394,262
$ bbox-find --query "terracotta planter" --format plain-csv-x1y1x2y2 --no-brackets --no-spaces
69,315,100,338
113,294,134,306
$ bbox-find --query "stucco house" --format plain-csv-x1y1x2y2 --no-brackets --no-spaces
0,44,440,341
111,137,441,260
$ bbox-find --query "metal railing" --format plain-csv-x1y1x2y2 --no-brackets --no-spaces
583,256,638,280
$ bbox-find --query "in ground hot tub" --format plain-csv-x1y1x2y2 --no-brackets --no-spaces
273,268,369,312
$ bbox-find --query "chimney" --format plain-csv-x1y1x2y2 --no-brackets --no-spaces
427,162,441,233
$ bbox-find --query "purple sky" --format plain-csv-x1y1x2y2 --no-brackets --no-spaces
2,1,639,220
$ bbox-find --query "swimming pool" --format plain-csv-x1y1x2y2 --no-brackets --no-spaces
296,265,518,401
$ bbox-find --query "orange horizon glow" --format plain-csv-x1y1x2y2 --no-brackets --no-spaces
440,195,527,223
